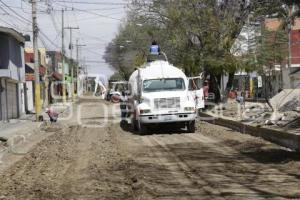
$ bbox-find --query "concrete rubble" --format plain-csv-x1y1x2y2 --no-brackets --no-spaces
270,89,300,112
209,90,300,133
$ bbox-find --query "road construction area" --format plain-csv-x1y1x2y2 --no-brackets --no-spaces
0,98,299,200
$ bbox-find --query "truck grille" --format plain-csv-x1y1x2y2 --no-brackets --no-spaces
154,97,180,110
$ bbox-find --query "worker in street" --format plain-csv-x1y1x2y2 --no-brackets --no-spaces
203,80,209,100
149,40,160,55
46,108,59,123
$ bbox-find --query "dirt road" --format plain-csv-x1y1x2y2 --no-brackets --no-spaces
0,99,299,199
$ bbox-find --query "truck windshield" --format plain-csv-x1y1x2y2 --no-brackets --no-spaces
143,78,185,92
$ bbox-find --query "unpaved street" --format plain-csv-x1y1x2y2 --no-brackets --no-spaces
0,99,299,200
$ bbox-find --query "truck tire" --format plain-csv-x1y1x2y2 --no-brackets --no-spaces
137,120,148,135
187,120,195,133
131,118,138,131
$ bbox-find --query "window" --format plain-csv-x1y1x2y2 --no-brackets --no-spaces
0,34,9,69
115,83,128,92
143,78,185,92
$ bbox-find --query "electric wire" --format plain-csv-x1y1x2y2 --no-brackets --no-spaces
52,1,123,21
52,0,127,6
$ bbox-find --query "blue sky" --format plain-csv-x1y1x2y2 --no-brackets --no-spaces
0,0,128,78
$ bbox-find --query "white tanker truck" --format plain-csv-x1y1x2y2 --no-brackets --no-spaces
127,60,202,134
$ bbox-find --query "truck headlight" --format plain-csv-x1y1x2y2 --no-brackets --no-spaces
140,109,151,114
184,107,195,112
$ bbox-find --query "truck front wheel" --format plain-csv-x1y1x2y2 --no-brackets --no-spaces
131,118,138,131
187,120,196,133
137,120,148,135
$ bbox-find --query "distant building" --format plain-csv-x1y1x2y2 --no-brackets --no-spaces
46,51,63,103
264,18,300,68
0,27,26,121
46,51,73,102
24,48,47,112
263,18,300,90
231,18,300,100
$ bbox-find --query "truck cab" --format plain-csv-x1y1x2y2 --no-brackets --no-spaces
128,61,197,134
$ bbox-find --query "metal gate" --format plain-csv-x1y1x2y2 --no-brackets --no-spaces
7,81,18,119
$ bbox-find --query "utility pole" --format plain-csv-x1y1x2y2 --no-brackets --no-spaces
287,24,292,89
65,26,79,100
61,9,66,103
31,0,42,121
75,39,86,96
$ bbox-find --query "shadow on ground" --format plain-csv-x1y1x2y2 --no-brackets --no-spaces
129,139,300,199
120,120,191,135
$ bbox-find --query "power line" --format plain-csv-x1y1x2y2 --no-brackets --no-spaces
0,5,9,15
0,6,31,32
0,17,24,31
85,49,103,56
0,0,32,24
50,12,60,35
39,36,51,50
69,0,83,47
52,1,128,6
39,30,61,48
80,32,108,42
52,2,123,21
1,1,60,49
2,3,49,14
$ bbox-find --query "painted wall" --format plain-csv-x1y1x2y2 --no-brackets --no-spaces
0,32,25,120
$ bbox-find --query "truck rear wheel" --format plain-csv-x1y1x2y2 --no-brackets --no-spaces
187,120,196,133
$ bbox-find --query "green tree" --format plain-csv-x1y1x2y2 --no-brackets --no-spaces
105,0,254,102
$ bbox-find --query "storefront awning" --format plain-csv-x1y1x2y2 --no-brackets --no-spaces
25,63,47,77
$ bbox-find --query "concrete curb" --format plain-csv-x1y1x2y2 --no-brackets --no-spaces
199,112,300,152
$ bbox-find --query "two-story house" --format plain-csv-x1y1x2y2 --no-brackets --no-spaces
0,27,26,121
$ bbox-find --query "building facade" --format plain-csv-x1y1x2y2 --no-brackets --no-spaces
0,27,26,121
264,18,300,89
24,48,47,113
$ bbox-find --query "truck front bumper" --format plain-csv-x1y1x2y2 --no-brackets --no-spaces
139,113,196,124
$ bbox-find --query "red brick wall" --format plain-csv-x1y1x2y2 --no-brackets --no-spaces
291,30,300,65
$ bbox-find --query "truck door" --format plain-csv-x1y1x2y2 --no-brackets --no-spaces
188,76,205,109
